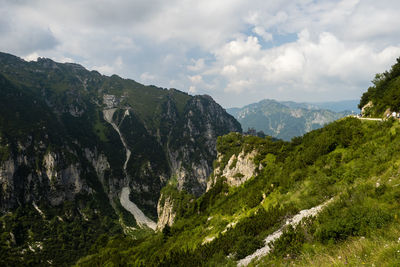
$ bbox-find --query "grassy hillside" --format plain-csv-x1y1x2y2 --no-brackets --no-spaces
76,115,400,266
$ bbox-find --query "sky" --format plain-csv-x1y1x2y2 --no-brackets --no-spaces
1,0,400,108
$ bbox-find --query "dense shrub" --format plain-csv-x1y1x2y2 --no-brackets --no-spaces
271,225,305,258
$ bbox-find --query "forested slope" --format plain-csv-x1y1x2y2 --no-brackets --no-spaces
0,52,240,266
359,57,400,116
77,116,400,266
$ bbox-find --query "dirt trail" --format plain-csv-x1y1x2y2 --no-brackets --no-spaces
237,198,333,266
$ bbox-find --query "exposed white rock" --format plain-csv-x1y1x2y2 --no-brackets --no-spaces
78,208,89,221
43,152,57,181
103,108,117,124
103,108,156,230
28,241,43,253
32,202,45,219
222,221,238,234
120,187,156,230
156,194,176,230
361,101,373,116
103,108,131,172
10,232,16,245
84,148,110,185
124,108,130,117
237,198,333,266
43,150,85,205
28,244,35,252
169,150,210,194
202,236,215,244
223,150,257,187
103,94,119,109
193,159,209,187
207,150,257,190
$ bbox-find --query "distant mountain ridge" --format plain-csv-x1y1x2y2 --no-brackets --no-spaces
227,99,354,141
281,99,360,113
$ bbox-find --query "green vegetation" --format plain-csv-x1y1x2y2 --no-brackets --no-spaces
76,116,400,266
0,51,241,265
114,199,137,228
0,197,121,266
2,51,400,266
359,57,400,116
158,182,196,222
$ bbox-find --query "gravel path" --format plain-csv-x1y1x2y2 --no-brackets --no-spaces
237,199,333,266
358,118,383,121
349,115,383,121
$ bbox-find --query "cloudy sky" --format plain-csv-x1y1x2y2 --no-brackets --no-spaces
1,0,400,108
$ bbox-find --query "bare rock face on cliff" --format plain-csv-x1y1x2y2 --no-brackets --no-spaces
0,52,241,265
156,193,176,230
207,150,257,190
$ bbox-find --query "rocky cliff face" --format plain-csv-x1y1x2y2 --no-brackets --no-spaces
167,95,241,195
207,150,258,190
156,193,176,230
0,52,241,264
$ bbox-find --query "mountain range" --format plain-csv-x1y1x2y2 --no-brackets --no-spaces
227,99,355,141
2,51,400,266
77,57,400,266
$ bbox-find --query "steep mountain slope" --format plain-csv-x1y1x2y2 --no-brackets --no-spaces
77,116,400,267
227,99,351,141
77,59,400,267
0,52,241,265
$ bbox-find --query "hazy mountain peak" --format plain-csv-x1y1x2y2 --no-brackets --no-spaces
227,98,354,140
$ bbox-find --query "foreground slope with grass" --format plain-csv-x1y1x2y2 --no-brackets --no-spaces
77,116,400,266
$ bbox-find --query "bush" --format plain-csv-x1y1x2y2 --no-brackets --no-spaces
314,203,392,243
271,225,305,258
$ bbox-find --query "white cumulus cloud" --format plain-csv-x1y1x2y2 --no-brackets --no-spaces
1,0,400,107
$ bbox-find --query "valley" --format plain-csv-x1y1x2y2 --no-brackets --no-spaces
2,1,400,266
0,52,240,265
1,52,400,266
75,58,400,266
